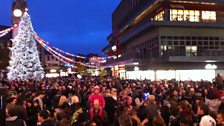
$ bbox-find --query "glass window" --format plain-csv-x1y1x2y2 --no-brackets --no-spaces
209,41,214,46
186,41,191,45
167,41,172,45
161,36,166,39
185,46,197,56
174,41,179,45
170,9,199,22
154,11,164,21
221,41,224,46
202,11,216,22
192,41,197,45
215,41,219,46
180,41,185,45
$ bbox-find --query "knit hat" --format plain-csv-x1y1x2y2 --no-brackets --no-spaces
94,85,100,90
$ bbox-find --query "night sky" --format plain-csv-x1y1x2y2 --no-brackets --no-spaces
0,0,120,55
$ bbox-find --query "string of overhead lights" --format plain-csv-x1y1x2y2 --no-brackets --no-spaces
35,36,73,66
53,47,86,59
35,35,96,68
0,24,105,67
0,24,18,38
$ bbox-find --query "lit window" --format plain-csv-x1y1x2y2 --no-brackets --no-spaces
153,11,164,21
202,11,216,22
185,46,197,56
170,9,199,22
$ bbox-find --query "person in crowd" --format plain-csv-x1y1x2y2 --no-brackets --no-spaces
37,110,55,126
206,83,221,115
58,95,69,109
152,115,165,126
216,111,224,126
89,99,106,121
88,85,105,109
105,88,118,124
53,108,71,126
5,104,27,126
26,99,39,126
2,74,224,126
142,95,158,126
33,91,45,110
197,102,216,126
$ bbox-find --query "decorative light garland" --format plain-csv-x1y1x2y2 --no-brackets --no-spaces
35,36,73,66
53,47,86,59
0,24,105,67
0,24,18,38
35,35,96,68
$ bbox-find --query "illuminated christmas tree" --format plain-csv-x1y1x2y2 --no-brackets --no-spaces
7,12,44,81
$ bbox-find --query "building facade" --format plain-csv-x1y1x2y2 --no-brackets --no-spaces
0,26,12,70
103,0,224,81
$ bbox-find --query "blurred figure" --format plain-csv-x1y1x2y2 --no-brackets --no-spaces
5,105,27,126
216,111,224,126
197,102,216,126
37,110,55,126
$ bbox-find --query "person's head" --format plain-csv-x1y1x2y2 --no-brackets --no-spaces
94,86,100,94
179,110,194,126
10,97,17,105
93,99,100,109
33,100,40,107
178,100,191,112
38,110,50,123
153,115,165,126
190,88,195,93
173,89,178,96
38,91,45,99
5,104,17,117
105,88,111,96
216,111,224,125
111,88,117,96
26,100,32,107
126,96,132,106
170,104,180,116
54,108,65,121
58,95,67,107
197,102,209,116
89,121,97,126
118,113,132,126
148,95,156,104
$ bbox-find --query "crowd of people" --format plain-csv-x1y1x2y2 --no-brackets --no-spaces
1,74,224,126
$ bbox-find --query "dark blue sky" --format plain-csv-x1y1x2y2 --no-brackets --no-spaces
0,0,120,55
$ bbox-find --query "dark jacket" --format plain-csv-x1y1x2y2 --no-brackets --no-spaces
6,116,26,126
41,120,55,126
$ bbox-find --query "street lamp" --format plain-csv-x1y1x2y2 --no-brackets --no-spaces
13,9,22,17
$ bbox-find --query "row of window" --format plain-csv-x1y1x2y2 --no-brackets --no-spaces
160,45,224,56
152,9,216,22
160,36,224,46
161,36,223,40
162,41,224,46
47,56,58,61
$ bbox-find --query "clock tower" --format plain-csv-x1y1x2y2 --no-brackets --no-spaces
11,0,28,38
12,0,28,25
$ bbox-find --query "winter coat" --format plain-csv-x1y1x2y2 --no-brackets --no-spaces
206,98,221,115
88,93,105,108
6,116,27,126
